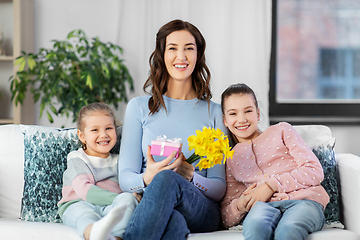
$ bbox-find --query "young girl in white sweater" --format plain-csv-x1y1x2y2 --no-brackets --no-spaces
58,103,140,240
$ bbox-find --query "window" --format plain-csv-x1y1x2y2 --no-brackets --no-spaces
319,48,360,99
270,0,360,125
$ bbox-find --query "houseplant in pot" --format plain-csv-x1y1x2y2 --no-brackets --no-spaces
9,29,133,123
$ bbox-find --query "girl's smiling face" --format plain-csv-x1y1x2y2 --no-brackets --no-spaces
164,30,197,84
223,93,260,143
78,112,117,158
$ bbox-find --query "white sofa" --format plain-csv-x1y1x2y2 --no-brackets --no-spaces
0,124,360,240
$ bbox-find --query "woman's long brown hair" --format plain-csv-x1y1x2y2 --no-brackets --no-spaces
143,19,212,115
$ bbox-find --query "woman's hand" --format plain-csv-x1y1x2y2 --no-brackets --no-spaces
174,157,195,181
142,146,183,186
241,183,275,211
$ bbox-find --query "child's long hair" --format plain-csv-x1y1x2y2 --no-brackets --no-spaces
221,83,259,144
77,102,117,150
143,19,212,115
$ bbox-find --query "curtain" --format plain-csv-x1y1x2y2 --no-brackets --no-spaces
114,0,272,130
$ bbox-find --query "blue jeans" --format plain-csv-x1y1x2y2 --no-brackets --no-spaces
242,199,325,240
62,192,138,239
124,170,221,240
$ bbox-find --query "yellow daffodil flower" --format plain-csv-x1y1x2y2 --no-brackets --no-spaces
186,127,234,171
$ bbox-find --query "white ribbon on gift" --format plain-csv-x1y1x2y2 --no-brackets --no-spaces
156,135,182,156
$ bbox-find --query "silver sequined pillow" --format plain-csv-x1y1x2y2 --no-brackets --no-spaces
20,125,81,222
294,125,342,227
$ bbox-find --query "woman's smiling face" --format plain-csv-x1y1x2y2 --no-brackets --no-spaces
164,30,197,84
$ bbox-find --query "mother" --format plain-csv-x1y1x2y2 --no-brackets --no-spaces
119,19,227,240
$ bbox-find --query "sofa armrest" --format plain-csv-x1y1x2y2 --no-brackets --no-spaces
336,153,360,235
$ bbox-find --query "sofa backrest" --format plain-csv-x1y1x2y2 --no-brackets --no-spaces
0,123,336,221
293,124,335,149
0,125,25,218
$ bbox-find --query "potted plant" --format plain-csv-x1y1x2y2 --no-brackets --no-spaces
9,29,134,123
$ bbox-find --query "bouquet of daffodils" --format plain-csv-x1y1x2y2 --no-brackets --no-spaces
186,127,234,171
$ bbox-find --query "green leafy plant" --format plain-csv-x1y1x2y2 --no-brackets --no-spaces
9,29,134,123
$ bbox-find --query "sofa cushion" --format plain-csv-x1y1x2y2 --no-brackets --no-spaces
0,218,81,240
187,228,359,240
19,125,81,223
293,125,341,226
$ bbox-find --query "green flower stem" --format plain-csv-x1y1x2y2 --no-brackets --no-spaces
186,153,201,164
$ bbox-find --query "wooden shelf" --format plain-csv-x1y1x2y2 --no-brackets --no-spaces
0,56,14,61
0,0,34,125
0,119,14,124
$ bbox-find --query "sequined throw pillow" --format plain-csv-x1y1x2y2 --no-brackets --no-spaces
19,125,81,222
293,125,342,227
312,145,341,225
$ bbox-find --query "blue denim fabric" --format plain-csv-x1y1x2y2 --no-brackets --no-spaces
62,193,138,239
242,199,325,240
124,170,221,240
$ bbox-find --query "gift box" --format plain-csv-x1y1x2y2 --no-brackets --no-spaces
151,136,182,158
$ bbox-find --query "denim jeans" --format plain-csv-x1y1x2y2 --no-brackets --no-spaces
124,170,221,240
62,192,138,239
242,199,325,240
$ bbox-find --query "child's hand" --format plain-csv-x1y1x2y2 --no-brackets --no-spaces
242,183,275,210
236,183,256,211
132,192,143,203
236,194,249,212
174,156,195,181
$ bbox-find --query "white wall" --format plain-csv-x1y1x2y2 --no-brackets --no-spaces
33,0,121,127
330,126,360,156
33,0,272,130
31,0,359,156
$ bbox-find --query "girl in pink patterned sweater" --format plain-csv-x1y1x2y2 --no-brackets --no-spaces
220,83,329,240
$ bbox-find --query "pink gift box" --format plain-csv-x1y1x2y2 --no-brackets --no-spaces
151,140,183,158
